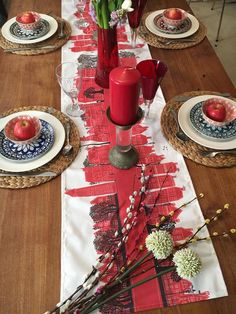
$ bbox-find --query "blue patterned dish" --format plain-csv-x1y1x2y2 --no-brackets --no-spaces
190,101,236,140
0,119,54,162
9,18,50,40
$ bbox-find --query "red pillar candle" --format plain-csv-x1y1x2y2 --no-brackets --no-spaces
109,66,141,125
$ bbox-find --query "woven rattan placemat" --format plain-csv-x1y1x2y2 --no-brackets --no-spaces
0,16,71,55
0,106,80,189
139,12,206,49
161,91,236,168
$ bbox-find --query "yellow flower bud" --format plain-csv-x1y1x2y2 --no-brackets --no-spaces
155,223,160,227
213,217,218,221
205,219,210,224
169,211,174,216
223,233,229,237
199,193,204,198
212,232,218,236
190,238,197,243
160,216,165,222
230,229,236,234
216,209,222,214
224,203,229,209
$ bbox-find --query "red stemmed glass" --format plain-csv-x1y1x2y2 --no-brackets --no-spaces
136,59,168,118
127,0,148,48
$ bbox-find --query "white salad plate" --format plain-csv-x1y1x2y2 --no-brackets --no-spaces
145,10,199,39
178,95,236,150
0,110,65,172
1,14,58,44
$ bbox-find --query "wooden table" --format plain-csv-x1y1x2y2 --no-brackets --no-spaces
0,0,235,313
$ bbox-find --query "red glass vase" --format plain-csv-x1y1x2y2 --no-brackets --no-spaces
95,26,119,89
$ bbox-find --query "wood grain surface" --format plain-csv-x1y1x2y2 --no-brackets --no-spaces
0,0,235,313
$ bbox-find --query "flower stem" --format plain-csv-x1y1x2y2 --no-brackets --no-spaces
82,265,176,314
78,251,151,313
108,251,151,288
101,0,109,29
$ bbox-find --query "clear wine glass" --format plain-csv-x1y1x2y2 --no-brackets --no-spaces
73,0,89,28
56,62,82,117
127,0,148,48
136,59,168,118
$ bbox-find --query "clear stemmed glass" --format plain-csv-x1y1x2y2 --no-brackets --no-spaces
56,62,82,117
73,0,89,28
127,0,148,48
136,59,168,118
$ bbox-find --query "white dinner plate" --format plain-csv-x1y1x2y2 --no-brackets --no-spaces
0,110,65,172
145,10,199,39
178,95,236,150
1,14,58,44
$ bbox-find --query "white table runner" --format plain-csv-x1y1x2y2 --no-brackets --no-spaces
60,0,227,311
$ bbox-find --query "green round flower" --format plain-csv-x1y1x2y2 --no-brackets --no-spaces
145,230,173,259
173,248,202,280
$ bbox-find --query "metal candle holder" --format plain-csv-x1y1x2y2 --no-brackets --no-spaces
106,107,143,169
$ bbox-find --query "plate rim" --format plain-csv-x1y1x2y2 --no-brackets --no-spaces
0,119,55,162
0,110,65,172
1,14,58,44
145,10,199,39
178,95,236,150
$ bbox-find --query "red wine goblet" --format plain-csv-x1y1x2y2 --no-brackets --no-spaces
127,0,148,48
136,59,168,118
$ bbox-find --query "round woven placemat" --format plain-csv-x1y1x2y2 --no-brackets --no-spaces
161,91,236,168
138,12,206,49
0,106,80,189
0,16,71,55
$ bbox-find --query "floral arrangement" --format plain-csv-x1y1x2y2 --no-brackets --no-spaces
90,0,133,28
45,165,235,314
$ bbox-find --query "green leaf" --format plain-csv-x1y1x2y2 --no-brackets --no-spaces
108,1,116,13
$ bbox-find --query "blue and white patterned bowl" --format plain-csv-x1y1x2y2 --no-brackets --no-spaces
162,8,188,28
4,115,42,144
0,119,54,162
202,97,236,126
154,14,192,35
15,11,41,34
190,101,236,140
10,18,50,40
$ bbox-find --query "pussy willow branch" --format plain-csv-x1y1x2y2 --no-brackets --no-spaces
178,204,228,250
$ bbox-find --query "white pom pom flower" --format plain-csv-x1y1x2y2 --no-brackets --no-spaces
121,0,134,12
145,230,174,259
173,248,202,280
